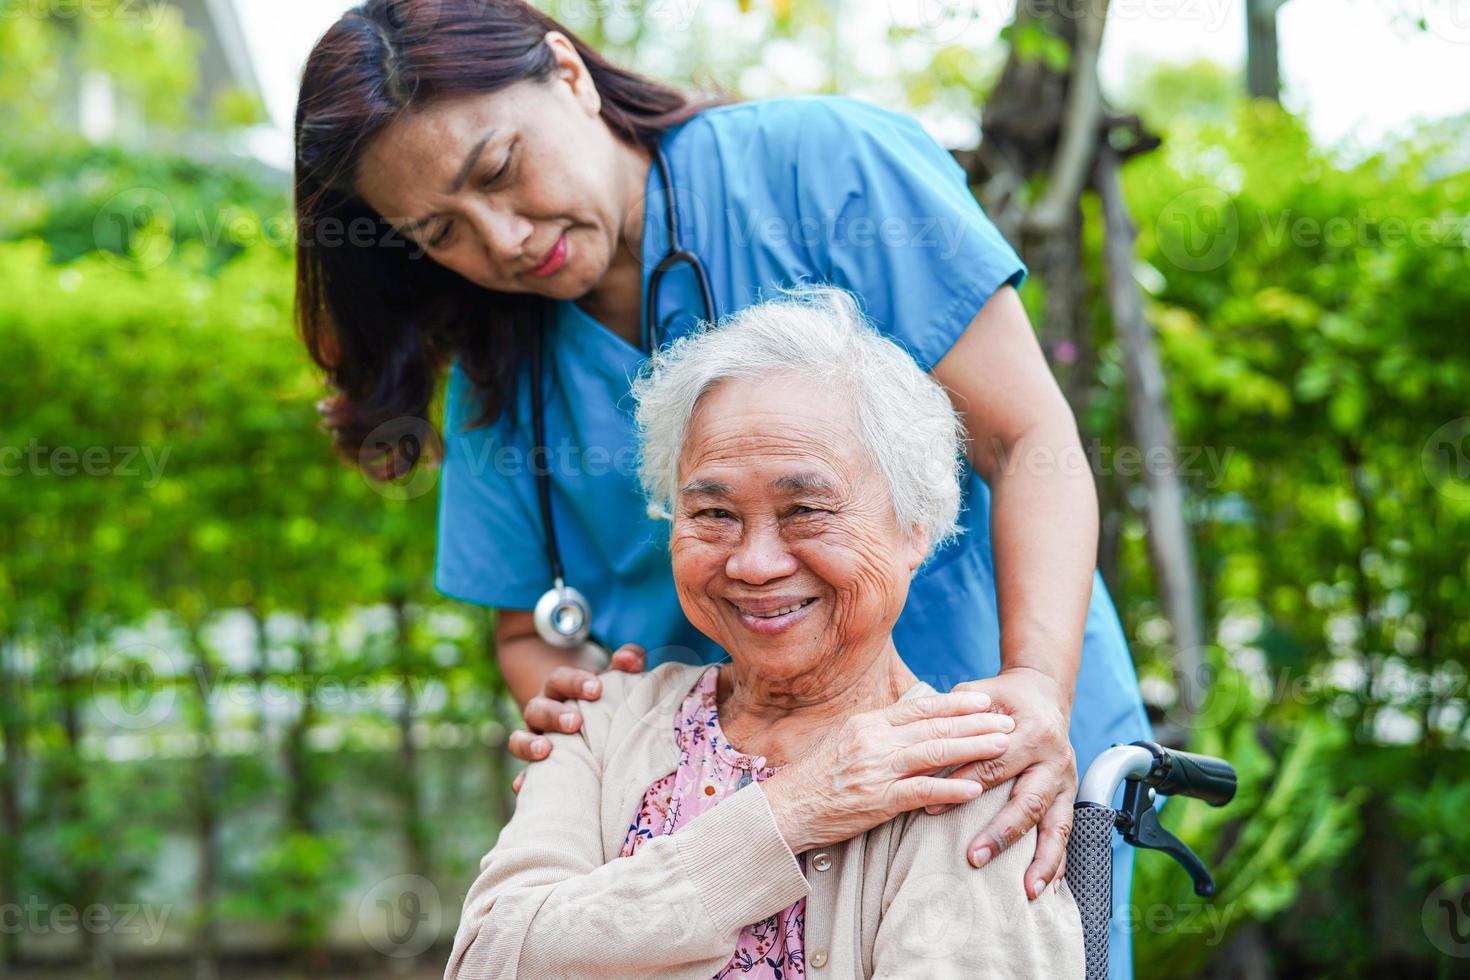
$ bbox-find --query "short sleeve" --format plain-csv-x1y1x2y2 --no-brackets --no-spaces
432,361,549,610
794,98,1027,372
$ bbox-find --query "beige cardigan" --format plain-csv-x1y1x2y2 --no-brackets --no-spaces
444,662,1085,979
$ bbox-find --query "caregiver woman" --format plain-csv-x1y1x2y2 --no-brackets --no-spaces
293,1,1150,975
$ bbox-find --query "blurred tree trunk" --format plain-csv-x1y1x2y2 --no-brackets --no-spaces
0,634,24,968
1208,920,1273,980
1097,472,1127,607
186,628,220,980
979,0,1102,412
58,624,112,979
282,609,325,971
391,596,431,883
248,604,270,738
1096,145,1207,726
285,615,319,835
1416,483,1445,748
976,0,1205,726
1346,437,1380,742
1246,0,1288,101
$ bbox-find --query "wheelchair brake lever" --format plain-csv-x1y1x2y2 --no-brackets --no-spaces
1118,781,1218,898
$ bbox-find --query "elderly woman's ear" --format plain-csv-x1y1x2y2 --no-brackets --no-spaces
903,524,930,573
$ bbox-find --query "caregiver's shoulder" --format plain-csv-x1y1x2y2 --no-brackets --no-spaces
690,93,925,156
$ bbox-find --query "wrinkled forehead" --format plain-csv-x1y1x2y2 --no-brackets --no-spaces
676,375,873,492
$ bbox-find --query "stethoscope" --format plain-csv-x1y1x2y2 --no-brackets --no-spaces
530,144,718,648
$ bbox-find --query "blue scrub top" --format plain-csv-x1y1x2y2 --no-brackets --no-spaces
434,94,1152,775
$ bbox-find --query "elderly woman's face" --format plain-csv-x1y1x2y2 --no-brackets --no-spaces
671,374,928,682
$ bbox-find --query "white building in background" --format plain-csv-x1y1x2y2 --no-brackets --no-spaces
180,0,262,117
58,0,282,179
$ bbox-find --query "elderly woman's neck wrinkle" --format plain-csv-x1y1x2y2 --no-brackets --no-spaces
717,641,913,752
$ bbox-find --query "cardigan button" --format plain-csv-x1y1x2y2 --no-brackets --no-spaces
810,950,828,969
812,852,833,872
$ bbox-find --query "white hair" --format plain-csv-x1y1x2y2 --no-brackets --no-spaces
630,283,967,559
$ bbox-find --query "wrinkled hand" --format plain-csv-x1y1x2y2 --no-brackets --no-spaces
930,667,1077,901
762,692,1014,854
509,643,646,793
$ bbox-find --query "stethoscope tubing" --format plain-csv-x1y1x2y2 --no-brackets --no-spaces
531,143,717,647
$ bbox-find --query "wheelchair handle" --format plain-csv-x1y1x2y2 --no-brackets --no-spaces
1077,741,1237,807
1137,740,1238,807
1067,743,1240,979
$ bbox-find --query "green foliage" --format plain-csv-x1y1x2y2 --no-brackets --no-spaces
901,43,1004,111
209,85,270,131
1391,759,1470,889
0,9,57,129
1,12,1466,976
999,20,1071,73
0,129,478,963
1119,58,1242,132
1119,99,1470,694
73,0,200,126
1104,80,1470,977
0,0,200,131
1133,665,1365,979
223,832,352,948
0,135,288,268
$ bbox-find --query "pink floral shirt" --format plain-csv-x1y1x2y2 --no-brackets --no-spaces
620,664,806,978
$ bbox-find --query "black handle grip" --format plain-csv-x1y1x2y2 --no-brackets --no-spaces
1131,741,1237,807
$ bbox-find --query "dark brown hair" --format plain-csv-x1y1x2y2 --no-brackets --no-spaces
294,0,724,478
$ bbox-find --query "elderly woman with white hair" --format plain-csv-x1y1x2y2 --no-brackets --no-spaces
443,286,1085,979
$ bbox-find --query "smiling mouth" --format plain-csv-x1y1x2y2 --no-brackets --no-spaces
734,597,818,619
527,233,567,277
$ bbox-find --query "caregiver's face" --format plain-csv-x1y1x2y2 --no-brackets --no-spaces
352,32,637,299
671,374,928,683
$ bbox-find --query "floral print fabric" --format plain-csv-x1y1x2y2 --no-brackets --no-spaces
620,665,806,979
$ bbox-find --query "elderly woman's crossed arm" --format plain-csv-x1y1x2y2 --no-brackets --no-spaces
443,668,1083,980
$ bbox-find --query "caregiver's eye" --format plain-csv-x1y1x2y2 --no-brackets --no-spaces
480,142,516,189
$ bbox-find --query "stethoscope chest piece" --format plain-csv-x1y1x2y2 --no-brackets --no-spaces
525,143,713,653
533,578,592,647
